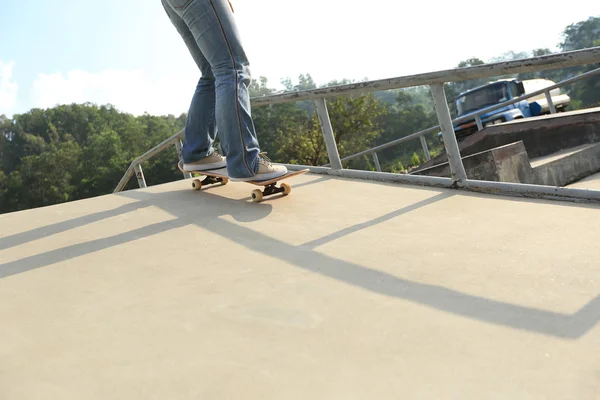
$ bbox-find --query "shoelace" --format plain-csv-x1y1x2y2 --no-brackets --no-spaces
258,152,272,165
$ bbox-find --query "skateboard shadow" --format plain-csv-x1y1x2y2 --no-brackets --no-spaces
124,185,274,223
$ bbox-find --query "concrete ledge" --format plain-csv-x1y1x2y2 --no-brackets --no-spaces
533,143,600,186
412,141,533,183
414,107,600,173
413,140,600,188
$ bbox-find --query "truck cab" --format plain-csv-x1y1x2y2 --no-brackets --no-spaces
441,78,570,141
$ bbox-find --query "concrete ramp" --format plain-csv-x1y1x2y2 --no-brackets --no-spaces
1,174,599,399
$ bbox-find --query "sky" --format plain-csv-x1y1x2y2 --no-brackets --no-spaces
0,0,597,118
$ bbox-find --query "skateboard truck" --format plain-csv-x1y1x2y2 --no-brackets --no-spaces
191,175,229,190
251,182,291,202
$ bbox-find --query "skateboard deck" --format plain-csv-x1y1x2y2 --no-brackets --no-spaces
178,160,309,202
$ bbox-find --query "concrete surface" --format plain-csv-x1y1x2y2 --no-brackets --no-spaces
1,174,600,399
568,172,600,190
530,143,599,168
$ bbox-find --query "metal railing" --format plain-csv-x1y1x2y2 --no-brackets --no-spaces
114,46,600,203
325,66,600,169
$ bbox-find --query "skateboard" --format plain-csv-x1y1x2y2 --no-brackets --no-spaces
178,161,309,202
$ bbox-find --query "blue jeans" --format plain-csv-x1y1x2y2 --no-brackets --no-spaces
161,0,260,179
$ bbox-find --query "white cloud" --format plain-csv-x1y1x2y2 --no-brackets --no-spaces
0,60,19,115
31,68,198,116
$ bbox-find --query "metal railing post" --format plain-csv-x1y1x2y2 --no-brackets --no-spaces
134,164,147,188
372,152,382,171
314,98,343,170
544,90,557,114
475,115,484,131
420,136,431,161
175,140,192,179
430,84,467,182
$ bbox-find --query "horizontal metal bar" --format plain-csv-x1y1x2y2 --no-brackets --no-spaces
458,179,600,204
280,164,456,188
281,164,600,204
323,125,441,166
251,47,600,106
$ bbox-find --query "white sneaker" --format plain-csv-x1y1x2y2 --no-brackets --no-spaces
231,153,287,182
183,151,227,171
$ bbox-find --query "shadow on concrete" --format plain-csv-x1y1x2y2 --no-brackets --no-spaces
0,201,153,251
301,192,454,250
179,198,600,340
2,180,599,340
0,190,273,279
0,218,189,279
123,188,599,340
291,175,332,189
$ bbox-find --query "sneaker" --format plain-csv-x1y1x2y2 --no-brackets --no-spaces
183,151,227,171
231,153,288,182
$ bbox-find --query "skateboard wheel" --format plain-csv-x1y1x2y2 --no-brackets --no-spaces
251,189,263,202
281,182,291,195
221,177,229,185
192,179,202,190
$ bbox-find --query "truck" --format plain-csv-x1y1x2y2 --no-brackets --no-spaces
441,78,570,141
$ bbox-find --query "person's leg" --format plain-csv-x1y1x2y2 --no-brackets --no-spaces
161,0,226,171
162,0,287,180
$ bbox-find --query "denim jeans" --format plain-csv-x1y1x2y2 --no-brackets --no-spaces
161,0,260,179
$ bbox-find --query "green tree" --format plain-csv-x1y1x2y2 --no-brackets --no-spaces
272,92,388,169
561,17,600,51
373,90,438,170
557,16,600,108
77,129,128,198
1,140,83,212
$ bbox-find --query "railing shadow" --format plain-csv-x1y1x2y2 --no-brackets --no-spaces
2,181,599,340
0,191,273,279
301,192,453,250
0,201,153,251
